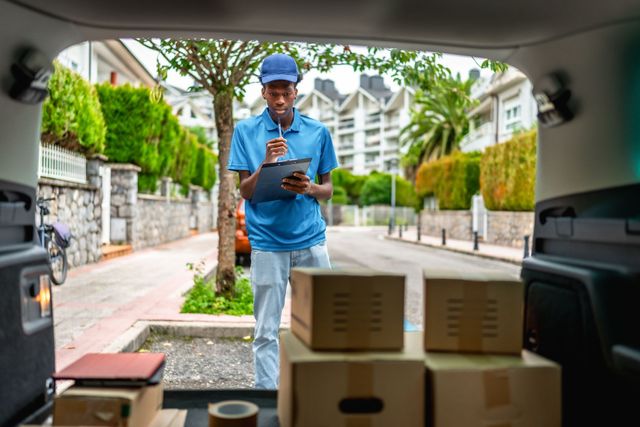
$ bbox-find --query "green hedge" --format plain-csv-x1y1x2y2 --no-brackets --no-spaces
331,168,368,205
360,172,419,209
331,186,349,205
481,130,537,211
416,151,480,210
96,83,217,194
41,61,106,154
192,144,218,191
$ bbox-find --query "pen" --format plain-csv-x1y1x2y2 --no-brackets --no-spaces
278,116,283,139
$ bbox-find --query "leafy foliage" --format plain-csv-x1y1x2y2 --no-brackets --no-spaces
331,186,349,205
400,76,476,174
360,172,419,209
193,144,218,191
41,61,106,154
330,168,367,205
416,151,481,210
480,130,537,211
181,265,253,316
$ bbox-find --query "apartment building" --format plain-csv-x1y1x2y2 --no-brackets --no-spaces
460,67,538,152
286,74,413,176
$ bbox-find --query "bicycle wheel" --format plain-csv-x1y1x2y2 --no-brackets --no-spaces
48,238,68,285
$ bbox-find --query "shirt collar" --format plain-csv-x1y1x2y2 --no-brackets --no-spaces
261,108,301,133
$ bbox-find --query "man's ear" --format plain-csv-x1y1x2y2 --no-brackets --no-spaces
261,86,266,99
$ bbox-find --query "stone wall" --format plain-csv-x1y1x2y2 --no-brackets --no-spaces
420,210,473,241
135,195,191,249
109,163,140,245
486,211,535,248
419,209,534,248
37,179,102,268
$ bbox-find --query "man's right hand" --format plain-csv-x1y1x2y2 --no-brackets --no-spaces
265,137,288,163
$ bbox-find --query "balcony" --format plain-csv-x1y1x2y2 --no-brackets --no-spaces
460,121,495,153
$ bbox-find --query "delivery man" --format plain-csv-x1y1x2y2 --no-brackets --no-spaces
228,53,339,389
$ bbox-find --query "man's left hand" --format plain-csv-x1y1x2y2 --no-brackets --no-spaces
282,172,312,195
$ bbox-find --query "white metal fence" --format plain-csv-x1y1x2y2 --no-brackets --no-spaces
38,143,87,184
322,204,417,226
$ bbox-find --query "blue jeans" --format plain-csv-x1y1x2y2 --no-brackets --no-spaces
250,242,331,389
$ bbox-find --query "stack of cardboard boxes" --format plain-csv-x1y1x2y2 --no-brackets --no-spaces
279,268,561,427
51,353,185,427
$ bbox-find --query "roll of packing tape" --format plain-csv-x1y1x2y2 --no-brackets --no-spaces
208,400,259,427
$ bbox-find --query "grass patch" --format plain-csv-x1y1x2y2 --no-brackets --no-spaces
181,264,253,316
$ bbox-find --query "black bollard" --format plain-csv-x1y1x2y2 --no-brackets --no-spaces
442,228,446,246
473,231,479,251
417,224,421,241
388,220,392,236
399,225,403,238
523,235,530,258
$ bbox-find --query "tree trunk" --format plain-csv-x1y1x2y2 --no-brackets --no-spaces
213,92,236,297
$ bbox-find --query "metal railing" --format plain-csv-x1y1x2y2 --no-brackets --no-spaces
38,143,87,184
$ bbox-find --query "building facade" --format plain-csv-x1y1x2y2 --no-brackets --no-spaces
285,75,414,176
460,67,537,153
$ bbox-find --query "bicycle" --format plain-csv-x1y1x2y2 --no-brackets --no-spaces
36,197,71,285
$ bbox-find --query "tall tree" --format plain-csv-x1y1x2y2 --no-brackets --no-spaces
400,75,476,181
138,39,453,295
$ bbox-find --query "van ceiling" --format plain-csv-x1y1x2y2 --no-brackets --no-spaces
10,0,640,49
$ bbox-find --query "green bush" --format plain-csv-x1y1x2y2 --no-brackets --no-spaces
96,83,165,175
331,168,367,205
360,172,419,209
41,61,106,154
172,130,199,194
481,130,537,211
181,266,253,316
415,151,480,210
192,144,218,191
331,186,349,204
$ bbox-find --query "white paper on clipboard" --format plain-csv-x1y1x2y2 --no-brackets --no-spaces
250,158,312,204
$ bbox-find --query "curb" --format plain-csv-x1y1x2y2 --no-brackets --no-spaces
105,321,292,353
384,235,523,266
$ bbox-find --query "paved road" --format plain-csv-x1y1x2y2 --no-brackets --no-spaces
325,227,522,328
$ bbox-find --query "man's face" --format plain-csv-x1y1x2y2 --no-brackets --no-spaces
262,81,298,117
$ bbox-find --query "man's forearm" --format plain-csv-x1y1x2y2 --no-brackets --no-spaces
308,182,333,201
239,165,263,200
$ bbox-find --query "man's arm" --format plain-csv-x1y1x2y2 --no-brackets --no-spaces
238,168,261,200
282,172,333,201
237,136,289,200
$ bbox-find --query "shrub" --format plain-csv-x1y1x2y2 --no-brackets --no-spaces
481,130,537,211
181,266,253,316
172,130,199,193
192,144,218,191
96,83,165,175
360,172,419,209
331,186,348,204
331,168,367,205
415,151,480,210
41,61,106,154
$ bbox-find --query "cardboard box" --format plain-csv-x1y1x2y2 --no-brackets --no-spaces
424,268,523,354
278,331,424,427
422,339,561,427
290,268,405,350
53,383,163,426
150,409,187,427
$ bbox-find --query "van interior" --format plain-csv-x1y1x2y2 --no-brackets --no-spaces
1,0,639,426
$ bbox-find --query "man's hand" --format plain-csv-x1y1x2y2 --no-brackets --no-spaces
282,172,312,195
265,137,288,163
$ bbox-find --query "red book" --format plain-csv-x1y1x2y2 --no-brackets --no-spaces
53,353,166,386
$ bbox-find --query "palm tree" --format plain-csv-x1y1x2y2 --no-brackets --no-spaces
400,76,475,180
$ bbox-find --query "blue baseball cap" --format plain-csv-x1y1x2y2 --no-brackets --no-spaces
260,54,300,85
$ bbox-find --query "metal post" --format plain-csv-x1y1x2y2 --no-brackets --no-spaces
473,231,479,251
442,228,446,246
390,173,396,231
417,214,421,241
524,235,530,258
399,225,403,239
388,219,393,236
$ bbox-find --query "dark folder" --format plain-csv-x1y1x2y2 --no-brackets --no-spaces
251,158,312,204
53,353,166,386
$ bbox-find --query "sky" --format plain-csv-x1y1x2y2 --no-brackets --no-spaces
123,39,492,105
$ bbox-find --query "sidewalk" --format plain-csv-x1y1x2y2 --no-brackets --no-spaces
385,228,526,264
53,232,279,372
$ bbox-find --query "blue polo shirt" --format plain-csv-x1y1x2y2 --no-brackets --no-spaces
228,108,339,251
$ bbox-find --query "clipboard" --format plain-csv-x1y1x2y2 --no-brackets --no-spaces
251,158,312,204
